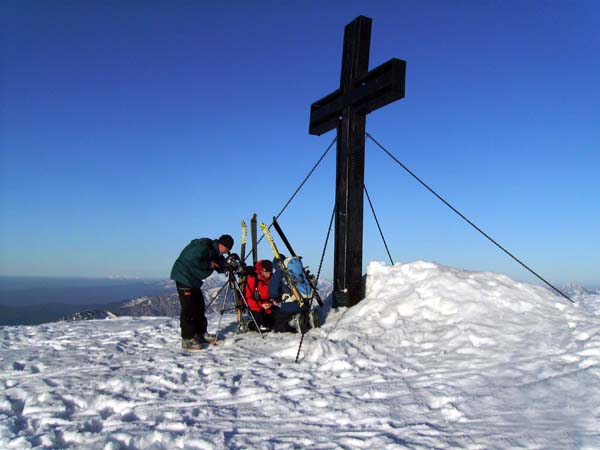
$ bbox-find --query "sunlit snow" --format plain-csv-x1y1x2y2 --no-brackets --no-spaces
1,261,599,449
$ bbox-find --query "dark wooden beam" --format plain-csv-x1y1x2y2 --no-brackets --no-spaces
308,16,406,307
310,59,406,136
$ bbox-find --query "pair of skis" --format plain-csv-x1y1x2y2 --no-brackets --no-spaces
233,214,264,336
241,214,258,267
236,214,260,331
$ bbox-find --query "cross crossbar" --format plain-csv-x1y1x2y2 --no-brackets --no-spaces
309,59,406,136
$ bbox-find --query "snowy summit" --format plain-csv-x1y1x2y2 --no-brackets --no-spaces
1,261,599,449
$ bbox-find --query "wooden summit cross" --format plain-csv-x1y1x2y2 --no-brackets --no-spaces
309,16,406,307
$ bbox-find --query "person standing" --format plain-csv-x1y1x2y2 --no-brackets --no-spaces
171,234,234,349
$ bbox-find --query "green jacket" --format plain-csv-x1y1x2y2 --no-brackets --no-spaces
170,238,220,288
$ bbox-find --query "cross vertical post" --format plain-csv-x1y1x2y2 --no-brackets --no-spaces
309,16,406,307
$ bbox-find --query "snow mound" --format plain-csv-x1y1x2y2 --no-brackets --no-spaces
326,260,584,357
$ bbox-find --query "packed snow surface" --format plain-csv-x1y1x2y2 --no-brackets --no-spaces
1,261,599,449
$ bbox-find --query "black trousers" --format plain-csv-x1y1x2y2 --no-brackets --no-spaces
272,308,297,333
249,309,274,330
176,282,207,339
272,302,310,333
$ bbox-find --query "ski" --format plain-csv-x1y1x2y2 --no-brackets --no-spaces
251,213,258,266
271,217,323,307
240,220,247,263
259,222,304,307
272,216,297,257
236,220,248,331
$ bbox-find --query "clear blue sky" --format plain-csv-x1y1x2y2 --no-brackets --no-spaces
1,1,598,287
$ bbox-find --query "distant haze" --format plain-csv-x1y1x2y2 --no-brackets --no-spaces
0,276,173,306
0,276,175,325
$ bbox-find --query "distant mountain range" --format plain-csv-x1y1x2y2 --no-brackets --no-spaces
0,272,333,326
0,277,176,325
62,276,334,322
64,295,179,321
61,275,225,322
561,284,600,299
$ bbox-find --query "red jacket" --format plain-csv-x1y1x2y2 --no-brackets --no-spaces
244,260,273,313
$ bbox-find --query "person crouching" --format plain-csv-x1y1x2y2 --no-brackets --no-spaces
244,259,274,332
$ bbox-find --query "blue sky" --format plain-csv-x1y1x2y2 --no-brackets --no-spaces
1,1,598,287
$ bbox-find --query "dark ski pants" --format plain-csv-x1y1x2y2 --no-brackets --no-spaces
176,282,207,339
272,301,310,333
248,309,274,330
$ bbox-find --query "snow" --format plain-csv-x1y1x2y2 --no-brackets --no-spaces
1,260,599,449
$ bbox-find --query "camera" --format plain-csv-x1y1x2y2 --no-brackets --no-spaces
223,253,244,274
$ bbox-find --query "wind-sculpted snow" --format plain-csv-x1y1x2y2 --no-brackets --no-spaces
1,261,599,449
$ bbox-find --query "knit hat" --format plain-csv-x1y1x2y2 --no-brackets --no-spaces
218,234,234,251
